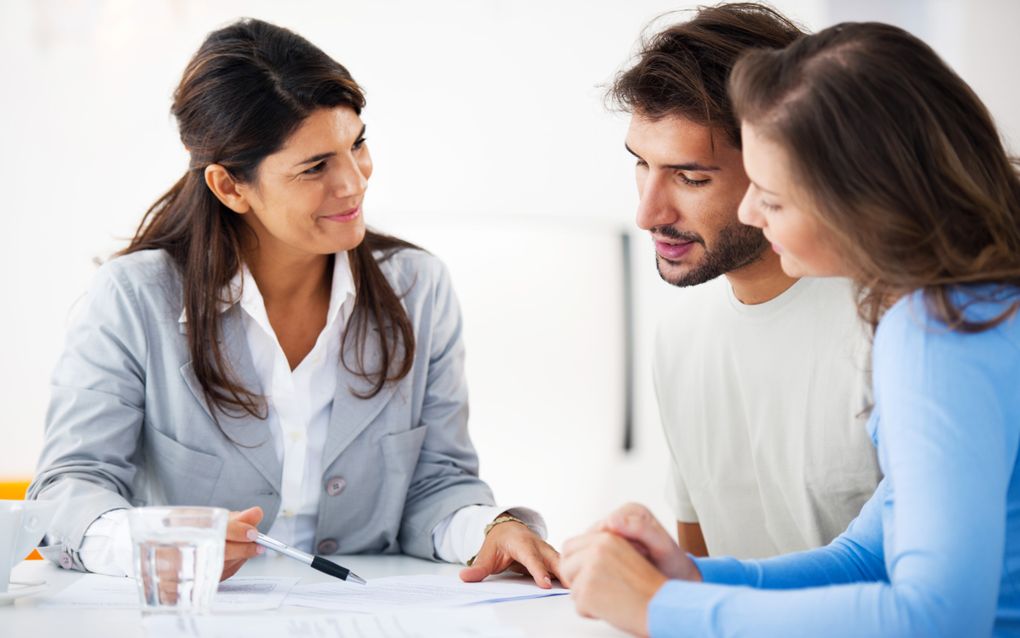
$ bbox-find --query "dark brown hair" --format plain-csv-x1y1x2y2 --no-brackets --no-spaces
122,18,418,420
729,21,1020,332
609,2,804,148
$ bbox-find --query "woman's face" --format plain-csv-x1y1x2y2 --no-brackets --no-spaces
236,106,371,259
737,122,847,278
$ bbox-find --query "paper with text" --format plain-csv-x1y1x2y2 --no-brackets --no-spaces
282,574,568,613
143,607,524,638
35,575,299,611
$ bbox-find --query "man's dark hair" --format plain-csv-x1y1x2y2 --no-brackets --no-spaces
609,2,804,148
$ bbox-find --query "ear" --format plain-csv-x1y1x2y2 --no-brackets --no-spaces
204,164,252,214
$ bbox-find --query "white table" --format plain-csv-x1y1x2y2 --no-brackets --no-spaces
3,555,627,637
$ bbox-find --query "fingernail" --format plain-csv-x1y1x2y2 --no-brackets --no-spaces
544,576,552,587
256,545,265,555
246,529,258,541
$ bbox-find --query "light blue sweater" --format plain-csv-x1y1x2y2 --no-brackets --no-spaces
648,287,1020,637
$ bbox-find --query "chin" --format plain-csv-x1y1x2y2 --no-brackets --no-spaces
327,225,367,254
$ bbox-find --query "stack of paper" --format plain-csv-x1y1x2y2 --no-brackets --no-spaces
143,607,525,638
35,575,299,611
282,574,568,613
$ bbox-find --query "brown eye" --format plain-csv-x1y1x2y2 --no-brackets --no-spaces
303,161,326,175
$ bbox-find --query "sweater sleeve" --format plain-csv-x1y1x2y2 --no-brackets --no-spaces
647,298,1010,637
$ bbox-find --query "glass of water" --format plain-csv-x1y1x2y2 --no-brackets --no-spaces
127,506,227,614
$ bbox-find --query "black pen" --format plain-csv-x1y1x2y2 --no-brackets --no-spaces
254,533,367,584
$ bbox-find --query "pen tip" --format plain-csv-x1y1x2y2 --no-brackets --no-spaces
349,573,367,585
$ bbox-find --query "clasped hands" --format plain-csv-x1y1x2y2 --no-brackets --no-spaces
560,503,703,637
220,506,562,588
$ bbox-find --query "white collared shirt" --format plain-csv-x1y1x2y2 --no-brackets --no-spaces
79,253,543,576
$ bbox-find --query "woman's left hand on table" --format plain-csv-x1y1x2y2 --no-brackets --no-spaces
459,520,563,589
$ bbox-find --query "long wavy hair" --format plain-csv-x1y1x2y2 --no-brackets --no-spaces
121,18,417,420
729,22,1020,332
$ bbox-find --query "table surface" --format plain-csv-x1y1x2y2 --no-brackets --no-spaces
3,555,627,637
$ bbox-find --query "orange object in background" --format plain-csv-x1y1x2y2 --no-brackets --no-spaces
0,480,43,560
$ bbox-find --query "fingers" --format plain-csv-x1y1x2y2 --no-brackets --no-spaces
225,539,263,562
459,547,501,583
587,502,653,534
226,506,263,542
605,511,675,563
514,546,552,589
222,506,264,578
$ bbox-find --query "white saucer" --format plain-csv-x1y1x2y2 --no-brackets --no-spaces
0,580,47,605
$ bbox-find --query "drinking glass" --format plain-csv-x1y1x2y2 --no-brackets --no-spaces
127,506,227,614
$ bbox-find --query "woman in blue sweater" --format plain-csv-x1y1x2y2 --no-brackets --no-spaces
561,21,1020,637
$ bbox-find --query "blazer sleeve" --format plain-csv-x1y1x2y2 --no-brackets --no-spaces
397,258,496,559
27,260,148,571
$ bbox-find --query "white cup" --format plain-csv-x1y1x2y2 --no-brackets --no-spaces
0,500,57,593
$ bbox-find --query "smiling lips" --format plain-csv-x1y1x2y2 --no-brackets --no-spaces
655,239,696,261
322,205,361,223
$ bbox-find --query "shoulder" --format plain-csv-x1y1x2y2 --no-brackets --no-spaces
95,249,179,290
89,249,181,317
875,287,1020,383
374,246,452,300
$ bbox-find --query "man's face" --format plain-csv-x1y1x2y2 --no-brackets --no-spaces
626,112,766,287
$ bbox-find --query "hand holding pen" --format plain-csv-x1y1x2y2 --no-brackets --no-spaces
221,506,366,584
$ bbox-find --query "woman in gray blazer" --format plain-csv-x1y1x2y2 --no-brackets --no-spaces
28,18,560,587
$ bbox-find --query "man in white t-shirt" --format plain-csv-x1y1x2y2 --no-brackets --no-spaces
612,4,880,558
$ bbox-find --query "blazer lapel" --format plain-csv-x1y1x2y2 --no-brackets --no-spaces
321,327,400,469
179,306,282,493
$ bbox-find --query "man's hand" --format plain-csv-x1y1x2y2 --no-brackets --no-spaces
595,503,702,581
561,530,667,637
459,520,562,588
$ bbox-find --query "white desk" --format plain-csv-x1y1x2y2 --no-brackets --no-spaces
3,555,626,637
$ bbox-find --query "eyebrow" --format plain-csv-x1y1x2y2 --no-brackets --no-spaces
293,124,368,167
624,143,721,172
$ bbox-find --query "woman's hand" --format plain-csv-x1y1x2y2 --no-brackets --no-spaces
595,503,701,581
561,530,667,637
459,520,563,588
221,506,265,581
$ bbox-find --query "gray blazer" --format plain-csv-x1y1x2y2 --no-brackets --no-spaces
27,248,495,571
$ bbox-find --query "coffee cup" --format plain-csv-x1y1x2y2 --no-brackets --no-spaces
0,499,57,593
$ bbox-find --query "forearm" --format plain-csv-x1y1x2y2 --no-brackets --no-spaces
676,522,708,558
649,579,958,638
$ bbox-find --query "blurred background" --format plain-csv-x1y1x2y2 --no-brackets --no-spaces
2,0,1018,548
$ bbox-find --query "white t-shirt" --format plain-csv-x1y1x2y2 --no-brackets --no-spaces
654,276,881,559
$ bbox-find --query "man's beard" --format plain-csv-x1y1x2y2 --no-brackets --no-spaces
655,222,768,287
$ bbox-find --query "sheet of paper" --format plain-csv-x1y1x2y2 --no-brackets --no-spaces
282,574,568,613
35,575,299,611
143,607,524,638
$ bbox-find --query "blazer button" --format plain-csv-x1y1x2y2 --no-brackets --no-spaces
325,476,347,496
59,554,72,568
317,539,339,555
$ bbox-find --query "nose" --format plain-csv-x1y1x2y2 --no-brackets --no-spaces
635,170,679,231
330,154,369,200
737,185,763,229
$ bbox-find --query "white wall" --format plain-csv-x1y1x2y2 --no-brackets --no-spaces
2,0,1017,545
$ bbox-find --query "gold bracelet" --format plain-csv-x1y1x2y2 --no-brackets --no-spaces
483,514,526,536
466,515,527,566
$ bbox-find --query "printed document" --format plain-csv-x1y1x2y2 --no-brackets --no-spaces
35,575,299,611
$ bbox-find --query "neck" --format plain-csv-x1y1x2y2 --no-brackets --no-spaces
244,246,332,309
724,249,798,305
